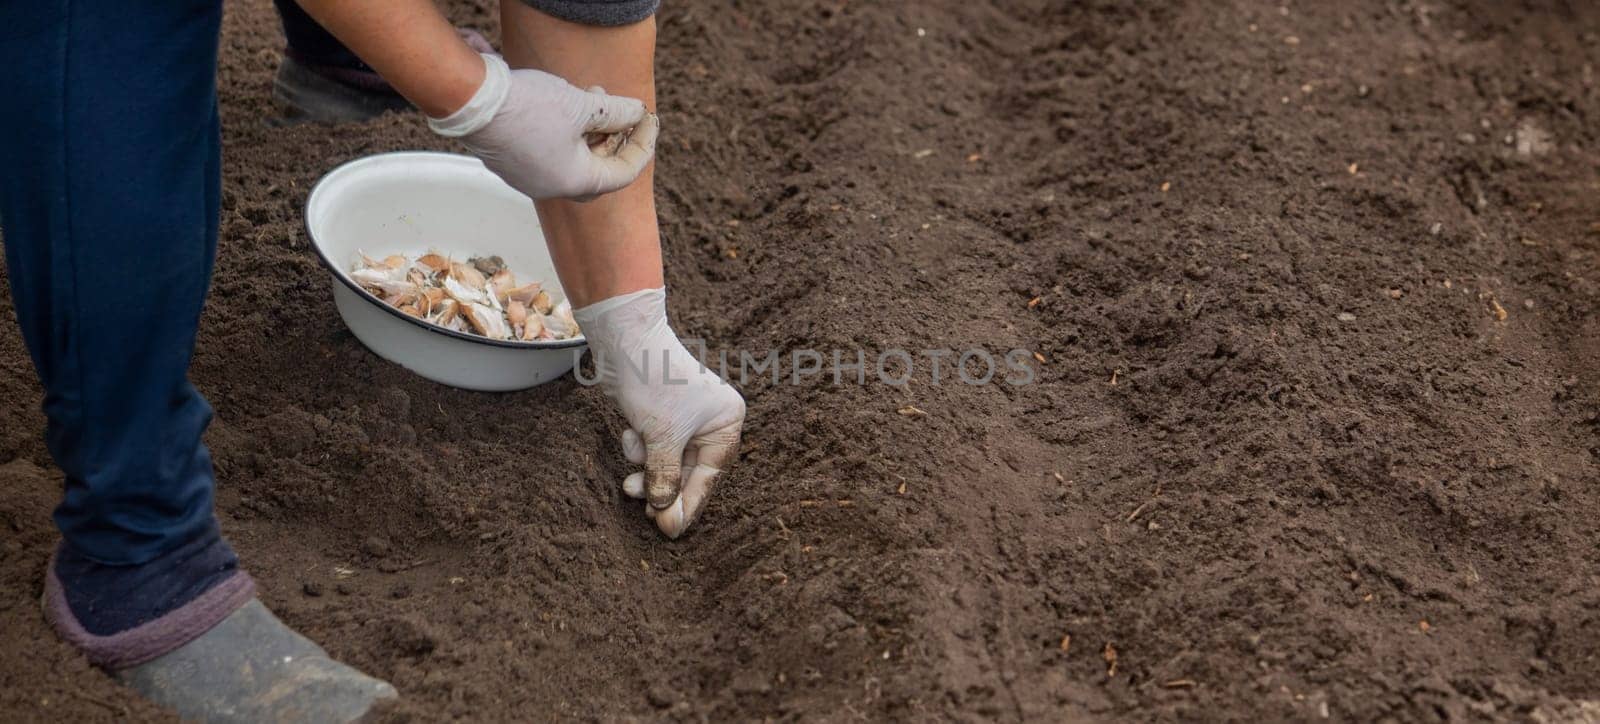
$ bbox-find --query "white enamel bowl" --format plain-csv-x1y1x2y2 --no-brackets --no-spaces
305,152,585,391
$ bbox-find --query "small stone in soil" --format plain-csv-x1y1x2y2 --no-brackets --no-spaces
302,581,324,597
361,536,392,558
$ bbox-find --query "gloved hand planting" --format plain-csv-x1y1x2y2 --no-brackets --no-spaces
428,53,658,201
573,288,746,539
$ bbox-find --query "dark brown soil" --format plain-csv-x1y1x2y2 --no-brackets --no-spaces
4,0,1600,720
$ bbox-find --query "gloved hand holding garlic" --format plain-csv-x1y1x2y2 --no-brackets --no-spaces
428,53,659,202
573,288,746,539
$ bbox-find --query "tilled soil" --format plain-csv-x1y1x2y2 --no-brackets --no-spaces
3,0,1600,720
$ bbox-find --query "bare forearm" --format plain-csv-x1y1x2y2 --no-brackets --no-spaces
291,0,482,117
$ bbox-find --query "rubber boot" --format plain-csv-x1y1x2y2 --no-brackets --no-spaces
272,56,412,124
273,29,494,124
116,600,397,723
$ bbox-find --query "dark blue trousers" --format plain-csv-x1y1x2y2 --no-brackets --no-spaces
0,0,240,634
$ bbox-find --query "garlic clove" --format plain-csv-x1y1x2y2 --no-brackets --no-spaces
415,253,450,276
531,290,553,315
450,262,487,290
544,299,580,339
505,282,542,305
521,311,545,341
443,276,488,306
464,302,510,339
431,298,460,327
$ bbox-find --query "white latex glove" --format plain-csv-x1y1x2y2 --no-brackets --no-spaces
428,53,659,202
573,288,746,539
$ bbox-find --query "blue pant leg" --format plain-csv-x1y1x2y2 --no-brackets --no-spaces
0,0,225,567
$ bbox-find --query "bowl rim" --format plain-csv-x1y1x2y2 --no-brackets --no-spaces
305,151,586,351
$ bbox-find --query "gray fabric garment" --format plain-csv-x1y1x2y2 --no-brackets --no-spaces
519,0,660,26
